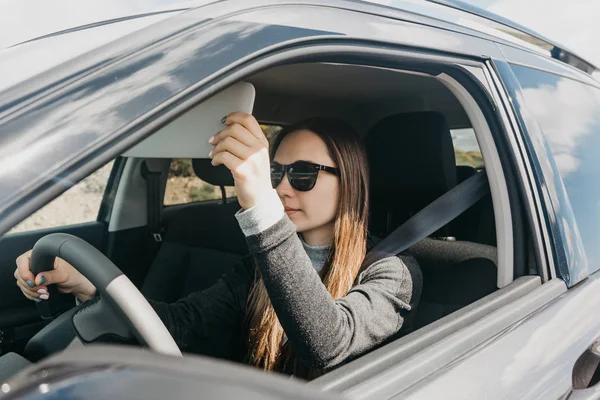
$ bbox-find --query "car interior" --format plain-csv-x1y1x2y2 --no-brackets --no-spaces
138,63,499,326
0,61,518,382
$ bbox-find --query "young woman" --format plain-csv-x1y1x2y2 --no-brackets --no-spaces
15,112,422,379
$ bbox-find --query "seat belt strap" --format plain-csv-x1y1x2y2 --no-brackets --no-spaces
141,161,164,243
363,171,489,267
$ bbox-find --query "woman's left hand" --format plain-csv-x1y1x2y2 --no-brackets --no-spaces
209,112,273,210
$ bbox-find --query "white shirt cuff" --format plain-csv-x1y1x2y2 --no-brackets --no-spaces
235,189,284,237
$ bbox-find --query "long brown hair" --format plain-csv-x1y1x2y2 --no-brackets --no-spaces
245,118,370,376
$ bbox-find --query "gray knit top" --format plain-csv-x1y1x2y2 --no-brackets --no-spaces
149,189,422,377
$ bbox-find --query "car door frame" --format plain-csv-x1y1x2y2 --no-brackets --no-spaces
492,51,600,288
308,54,560,398
317,41,599,400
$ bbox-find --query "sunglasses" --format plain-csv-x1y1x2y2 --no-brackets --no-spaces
270,161,340,192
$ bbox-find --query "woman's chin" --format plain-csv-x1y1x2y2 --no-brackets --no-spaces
289,216,306,232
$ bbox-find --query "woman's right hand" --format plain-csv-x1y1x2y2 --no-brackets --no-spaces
14,250,97,303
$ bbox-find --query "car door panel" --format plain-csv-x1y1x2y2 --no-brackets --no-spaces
393,56,600,400
399,272,600,399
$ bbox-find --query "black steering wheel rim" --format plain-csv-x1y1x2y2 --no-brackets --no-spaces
30,233,181,356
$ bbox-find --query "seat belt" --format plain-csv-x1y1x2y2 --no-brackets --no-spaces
141,161,164,243
362,171,490,267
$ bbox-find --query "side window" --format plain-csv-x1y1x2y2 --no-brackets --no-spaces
9,160,115,233
164,159,236,206
451,128,484,169
262,124,282,140
163,125,281,206
510,64,600,276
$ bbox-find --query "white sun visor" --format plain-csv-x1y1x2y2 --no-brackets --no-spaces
123,82,255,158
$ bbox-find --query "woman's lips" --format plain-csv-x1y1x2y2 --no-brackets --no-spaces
284,207,299,215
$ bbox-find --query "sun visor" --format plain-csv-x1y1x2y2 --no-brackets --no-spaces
123,82,255,158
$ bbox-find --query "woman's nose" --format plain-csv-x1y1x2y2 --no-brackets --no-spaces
276,173,295,197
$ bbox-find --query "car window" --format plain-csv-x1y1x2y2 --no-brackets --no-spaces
510,64,600,277
164,159,236,206
262,124,282,140
8,160,115,233
451,128,484,169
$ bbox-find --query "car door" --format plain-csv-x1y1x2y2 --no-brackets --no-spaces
0,159,123,355
490,51,600,398
348,48,600,400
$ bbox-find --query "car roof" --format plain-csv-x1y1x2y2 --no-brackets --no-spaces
425,0,597,73
359,0,597,74
2,0,596,76
1,1,212,49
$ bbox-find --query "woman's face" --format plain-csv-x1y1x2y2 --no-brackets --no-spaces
272,129,339,245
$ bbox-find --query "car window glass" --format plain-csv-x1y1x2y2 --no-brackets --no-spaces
451,128,484,169
262,124,282,140
164,159,236,205
510,64,600,275
9,160,115,233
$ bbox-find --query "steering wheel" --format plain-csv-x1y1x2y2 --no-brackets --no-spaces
29,233,181,357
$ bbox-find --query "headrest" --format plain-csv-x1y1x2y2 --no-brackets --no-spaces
366,112,457,235
192,159,234,187
456,165,477,183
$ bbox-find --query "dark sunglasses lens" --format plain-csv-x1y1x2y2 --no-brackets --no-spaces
270,163,284,188
288,162,318,191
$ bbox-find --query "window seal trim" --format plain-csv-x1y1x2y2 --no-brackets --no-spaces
484,60,554,282
97,156,126,224
436,71,513,287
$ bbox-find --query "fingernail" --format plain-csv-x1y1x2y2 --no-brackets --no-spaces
208,136,214,144
40,275,46,285
27,280,34,288
37,289,47,295
39,294,49,300
33,298,41,303
221,116,227,124
208,150,213,158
